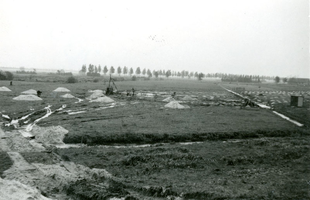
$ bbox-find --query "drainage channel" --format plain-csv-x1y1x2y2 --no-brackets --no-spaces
220,85,304,127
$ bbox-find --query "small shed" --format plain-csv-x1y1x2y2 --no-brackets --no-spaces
290,95,304,107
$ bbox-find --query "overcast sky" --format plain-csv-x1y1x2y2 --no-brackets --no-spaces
0,0,309,78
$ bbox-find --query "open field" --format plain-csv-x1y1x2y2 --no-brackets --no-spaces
53,136,310,199
0,77,310,199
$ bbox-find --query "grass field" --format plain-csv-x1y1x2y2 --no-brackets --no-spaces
1,76,310,199
53,136,310,199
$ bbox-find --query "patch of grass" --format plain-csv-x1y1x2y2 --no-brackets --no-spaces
57,136,310,199
64,178,129,200
56,104,304,145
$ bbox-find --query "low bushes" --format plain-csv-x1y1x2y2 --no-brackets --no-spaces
0,71,13,80
67,76,78,83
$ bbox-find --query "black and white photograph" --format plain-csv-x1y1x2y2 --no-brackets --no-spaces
0,0,309,199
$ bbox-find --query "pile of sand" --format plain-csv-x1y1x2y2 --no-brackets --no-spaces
13,95,42,101
0,86,11,91
162,97,175,102
88,89,104,93
53,87,70,92
0,178,51,200
60,93,75,98
31,126,69,146
21,89,37,95
164,101,190,109
87,90,105,100
90,96,115,103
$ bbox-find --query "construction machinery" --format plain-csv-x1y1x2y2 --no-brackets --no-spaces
105,74,118,95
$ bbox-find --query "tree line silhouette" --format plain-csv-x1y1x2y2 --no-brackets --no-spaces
79,64,277,82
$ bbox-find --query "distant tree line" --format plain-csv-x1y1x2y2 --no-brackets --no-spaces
79,64,207,80
221,74,261,83
0,71,13,80
16,67,36,74
56,70,72,76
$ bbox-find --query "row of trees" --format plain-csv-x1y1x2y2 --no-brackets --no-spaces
80,65,279,82
207,73,274,80
275,76,309,85
80,64,206,80
221,74,261,83
16,67,36,74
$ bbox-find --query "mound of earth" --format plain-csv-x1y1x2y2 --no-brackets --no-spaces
53,87,70,92
60,93,75,98
162,97,175,102
88,89,104,93
164,101,190,109
21,89,37,95
0,86,11,92
90,96,115,103
3,131,36,152
13,95,42,101
31,126,69,146
0,178,51,200
86,90,105,100
2,151,112,198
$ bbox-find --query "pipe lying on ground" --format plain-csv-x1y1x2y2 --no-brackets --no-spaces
272,111,304,127
220,85,304,127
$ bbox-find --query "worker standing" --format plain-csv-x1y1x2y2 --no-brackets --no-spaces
132,88,135,96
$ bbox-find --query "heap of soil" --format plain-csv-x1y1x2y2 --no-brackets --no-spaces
60,93,75,98
4,131,35,152
53,87,70,92
21,89,37,95
88,89,104,93
164,101,190,109
90,96,115,103
13,95,42,101
0,178,51,200
31,126,69,146
87,91,105,100
162,97,175,102
0,86,11,92
3,152,112,198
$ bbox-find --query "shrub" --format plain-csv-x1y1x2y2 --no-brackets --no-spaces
5,71,13,80
131,75,137,81
67,76,78,83
0,71,13,80
93,78,99,83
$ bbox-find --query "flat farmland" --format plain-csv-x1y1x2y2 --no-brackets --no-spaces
1,78,309,199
